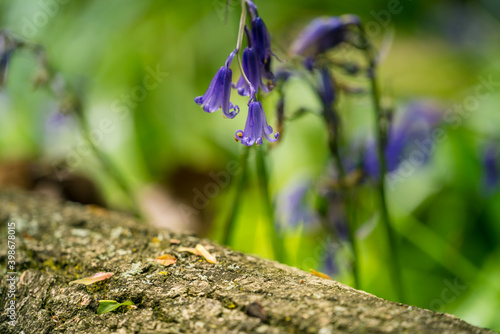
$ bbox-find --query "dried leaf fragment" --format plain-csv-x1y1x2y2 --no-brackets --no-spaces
69,272,114,285
178,244,217,264
310,269,331,280
153,254,177,266
169,239,181,244
195,244,217,264
178,247,199,255
86,204,109,217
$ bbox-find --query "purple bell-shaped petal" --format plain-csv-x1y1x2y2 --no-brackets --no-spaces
251,17,273,64
233,47,270,98
235,101,279,146
194,49,239,119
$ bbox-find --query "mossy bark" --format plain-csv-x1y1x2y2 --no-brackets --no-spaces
0,191,494,333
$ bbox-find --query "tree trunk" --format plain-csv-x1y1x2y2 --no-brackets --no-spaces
0,191,494,333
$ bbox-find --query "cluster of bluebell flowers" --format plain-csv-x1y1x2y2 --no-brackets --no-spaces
194,0,278,146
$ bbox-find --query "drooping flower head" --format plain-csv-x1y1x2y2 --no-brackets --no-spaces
194,49,239,119
233,47,269,97
233,0,275,99
235,101,279,146
249,14,275,87
251,17,273,65
291,15,360,57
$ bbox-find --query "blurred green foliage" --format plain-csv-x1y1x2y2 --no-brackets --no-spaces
1,0,500,330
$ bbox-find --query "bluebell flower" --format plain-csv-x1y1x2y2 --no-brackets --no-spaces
235,101,279,146
233,2,275,98
194,49,239,119
275,179,319,230
363,101,442,179
246,0,259,18
250,17,273,65
291,16,359,57
250,17,276,88
317,67,336,106
481,144,499,195
233,47,269,97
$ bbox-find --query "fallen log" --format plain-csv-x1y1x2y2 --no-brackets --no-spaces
0,191,494,333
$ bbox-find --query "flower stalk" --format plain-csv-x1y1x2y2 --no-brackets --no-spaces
318,69,360,289
222,146,251,245
358,25,405,302
256,147,286,263
235,0,255,97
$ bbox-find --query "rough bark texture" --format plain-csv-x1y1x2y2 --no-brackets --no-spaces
0,190,495,334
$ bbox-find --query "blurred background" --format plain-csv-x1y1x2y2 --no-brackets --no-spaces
1,0,499,330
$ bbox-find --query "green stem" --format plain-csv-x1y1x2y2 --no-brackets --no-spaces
74,109,139,215
359,27,404,302
235,0,254,93
222,146,250,245
255,147,286,263
323,105,360,289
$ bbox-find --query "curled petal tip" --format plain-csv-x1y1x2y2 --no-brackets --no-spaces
235,101,279,146
194,51,239,117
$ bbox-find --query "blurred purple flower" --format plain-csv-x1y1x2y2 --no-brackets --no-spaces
291,16,354,57
46,111,69,129
363,101,443,179
275,179,319,230
481,144,499,195
235,101,279,146
194,49,240,119
324,189,349,241
321,242,339,277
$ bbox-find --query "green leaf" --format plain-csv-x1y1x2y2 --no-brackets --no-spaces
97,300,134,314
